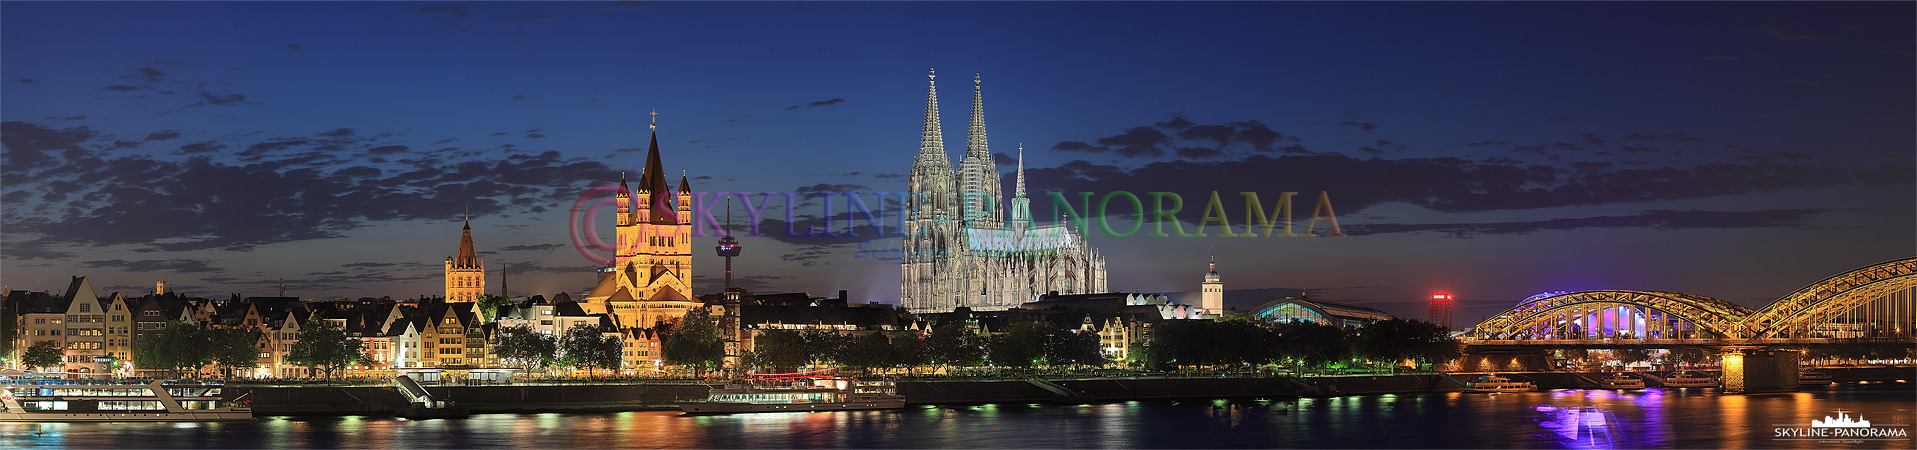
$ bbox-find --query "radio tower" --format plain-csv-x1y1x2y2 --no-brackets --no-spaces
715,196,743,297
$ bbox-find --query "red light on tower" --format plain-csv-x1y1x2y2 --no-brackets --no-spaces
1428,291,1454,329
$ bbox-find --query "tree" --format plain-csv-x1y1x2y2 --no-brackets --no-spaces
476,294,514,322
889,332,928,371
1047,329,1106,368
285,320,364,379
208,328,261,376
22,340,63,372
493,325,559,370
662,307,725,374
1614,348,1652,366
752,329,811,372
840,332,894,373
134,322,215,378
801,329,852,367
986,319,1051,368
1272,321,1349,373
558,323,621,376
922,323,983,367
1351,319,1460,370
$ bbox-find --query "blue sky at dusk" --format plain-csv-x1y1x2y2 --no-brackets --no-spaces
3,1,1911,324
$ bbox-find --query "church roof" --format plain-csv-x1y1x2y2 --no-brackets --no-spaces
451,218,481,268
605,286,636,303
646,287,688,302
638,131,677,225
588,271,618,298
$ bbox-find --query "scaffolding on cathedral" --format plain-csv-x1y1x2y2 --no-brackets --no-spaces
901,70,1108,314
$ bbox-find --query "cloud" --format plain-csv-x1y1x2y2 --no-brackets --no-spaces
1342,209,1827,238
143,130,183,141
722,115,751,126
511,94,540,102
103,85,141,92
1017,152,1911,219
82,259,224,273
1762,25,1827,40
416,5,476,18
494,14,559,22
1622,133,1705,142
1051,115,1289,158
788,98,845,110
277,44,305,51
191,92,248,107
499,243,566,252
3,122,627,255
1336,121,1379,132
598,1,648,11
13,78,40,85
368,145,410,155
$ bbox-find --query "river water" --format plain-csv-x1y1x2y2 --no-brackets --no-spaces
2,383,1910,448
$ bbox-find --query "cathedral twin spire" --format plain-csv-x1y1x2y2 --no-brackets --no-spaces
915,68,1014,226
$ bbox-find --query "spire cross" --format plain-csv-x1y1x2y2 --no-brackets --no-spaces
649,109,658,131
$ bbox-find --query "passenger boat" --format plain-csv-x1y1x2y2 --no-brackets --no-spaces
1463,374,1536,393
0,379,253,422
678,371,905,414
1599,372,1644,389
1798,368,1834,385
1659,371,1717,388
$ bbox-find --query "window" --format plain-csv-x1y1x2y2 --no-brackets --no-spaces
115,303,123,311
540,310,552,316
35,318,46,324
111,315,124,322
79,304,91,312
443,317,457,325
144,310,159,317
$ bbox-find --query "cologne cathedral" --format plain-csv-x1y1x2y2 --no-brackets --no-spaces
901,70,1108,314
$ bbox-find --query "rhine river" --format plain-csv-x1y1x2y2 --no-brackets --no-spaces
3,384,1910,449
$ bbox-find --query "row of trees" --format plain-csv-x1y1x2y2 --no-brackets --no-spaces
17,321,366,379
1135,317,1461,372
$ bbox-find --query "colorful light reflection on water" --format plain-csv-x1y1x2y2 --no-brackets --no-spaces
0,384,1908,448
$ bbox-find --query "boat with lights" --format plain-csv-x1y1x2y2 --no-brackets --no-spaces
1660,371,1717,388
0,379,253,422
1463,374,1536,393
1600,372,1644,389
677,370,905,414
1798,368,1834,385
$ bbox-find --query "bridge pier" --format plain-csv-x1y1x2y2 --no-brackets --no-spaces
1722,349,1799,394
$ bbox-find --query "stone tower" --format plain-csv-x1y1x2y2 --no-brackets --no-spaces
444,218,485,302
1201,257,1224,316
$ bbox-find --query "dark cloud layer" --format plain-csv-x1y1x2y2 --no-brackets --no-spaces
1052,115,1289,159
1343,209,1827,238
1018,153,1911,219
2,120,622,256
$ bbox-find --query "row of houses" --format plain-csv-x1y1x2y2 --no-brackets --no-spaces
6,276,1396,378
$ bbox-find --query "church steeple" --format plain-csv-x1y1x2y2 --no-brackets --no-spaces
454,217,479,268
908,68,957,219
957,73,1003,226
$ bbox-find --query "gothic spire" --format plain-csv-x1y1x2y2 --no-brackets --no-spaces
919,68,946,160
967,73,989,160
454,218,480,268
1015,143,1025,197
641,117,675,225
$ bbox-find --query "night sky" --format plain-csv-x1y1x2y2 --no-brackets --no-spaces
3,2,1911,324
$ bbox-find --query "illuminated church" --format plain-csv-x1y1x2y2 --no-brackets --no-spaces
584,122,698,329
902,70,1108,314
444,218,485,303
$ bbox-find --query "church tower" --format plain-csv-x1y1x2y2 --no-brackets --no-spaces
1201,257,1223,316
956,73,1003,228
903,68,967,313
596,113,696,329
445,218,485,302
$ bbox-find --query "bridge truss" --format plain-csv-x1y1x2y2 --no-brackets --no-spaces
1468,258,1917,344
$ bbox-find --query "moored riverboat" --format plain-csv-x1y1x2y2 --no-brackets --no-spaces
1600,372,1645,389
1660,371,1717,388
0,379,253,422
678,370,905,414
1799,368,1834,385
1464,374,1536,393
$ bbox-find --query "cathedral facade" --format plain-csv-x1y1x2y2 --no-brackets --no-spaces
901,71,1108,314
584,127,698,329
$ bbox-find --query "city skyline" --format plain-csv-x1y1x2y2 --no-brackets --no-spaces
3,2,1912,324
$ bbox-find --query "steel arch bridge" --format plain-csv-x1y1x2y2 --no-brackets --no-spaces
1467,257,1917,344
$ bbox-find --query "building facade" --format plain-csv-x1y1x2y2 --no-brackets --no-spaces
1201,258,1224,317
901,71,1107,314
445,219,486,303
586,126,698,330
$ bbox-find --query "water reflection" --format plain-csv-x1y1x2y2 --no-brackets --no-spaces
0,384,1909,448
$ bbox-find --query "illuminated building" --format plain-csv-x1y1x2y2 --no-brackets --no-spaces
1201,257,1224,316
585,118,698,330
1249,296,1394,328
1429,292,1453,329
901,70,1107,313
443,218,485,303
